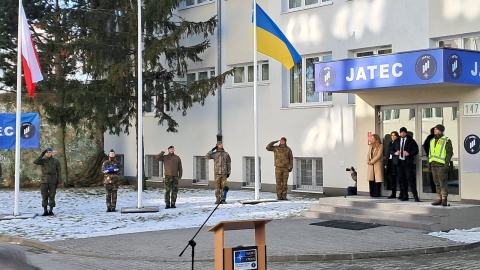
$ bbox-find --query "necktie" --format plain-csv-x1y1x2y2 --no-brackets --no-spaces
400,138,405,158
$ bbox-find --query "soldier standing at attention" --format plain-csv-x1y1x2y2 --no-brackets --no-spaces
206,142,231,204
429,124,453,207
266,137,293,200
102,149,122,212
34,148,61,216
156,146,183,209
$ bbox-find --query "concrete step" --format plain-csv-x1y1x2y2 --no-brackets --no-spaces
301,210,440,231
308,203,447,224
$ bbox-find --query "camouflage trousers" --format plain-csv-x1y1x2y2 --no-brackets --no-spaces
105,184,118,210
431,163,448,198
214,174,227,203
164,176,179,206
275,167,289,199
40,182,58,208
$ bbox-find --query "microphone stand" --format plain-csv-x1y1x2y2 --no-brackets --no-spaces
179,198,225,270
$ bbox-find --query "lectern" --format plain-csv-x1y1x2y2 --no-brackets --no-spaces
209,218,272,270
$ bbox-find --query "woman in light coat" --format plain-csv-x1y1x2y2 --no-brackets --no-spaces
367,134,384,197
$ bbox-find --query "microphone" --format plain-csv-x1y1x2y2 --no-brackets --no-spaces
221,186,229,202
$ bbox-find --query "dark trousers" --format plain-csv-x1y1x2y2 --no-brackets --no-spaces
369,181,381,197
347,186,357,196
397,161,418,199
40,182,57,208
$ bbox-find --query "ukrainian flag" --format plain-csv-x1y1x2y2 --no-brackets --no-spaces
253,4,301,69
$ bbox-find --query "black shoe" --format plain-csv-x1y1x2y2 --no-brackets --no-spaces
431,199,442,206
170,205,176,208
400,197,409,201
414,197,420,202
388,194,396,199
48,210,54,216
441,198,448,207
41,211,49,216
106,209,111,212
165,205,171,209
111,209,116,212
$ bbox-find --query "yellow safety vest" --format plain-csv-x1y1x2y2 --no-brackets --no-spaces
429,136,449,164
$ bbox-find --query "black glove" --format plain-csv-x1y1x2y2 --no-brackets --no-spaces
227,173,230,178
211,146,217,152
41,149,47,156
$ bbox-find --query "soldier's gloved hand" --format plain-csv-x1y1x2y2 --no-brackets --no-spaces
288,168,292,172
41,149,47,156
211,146,217,152
227,173,230,178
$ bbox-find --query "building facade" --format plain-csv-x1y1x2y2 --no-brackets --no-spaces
105,0,480,203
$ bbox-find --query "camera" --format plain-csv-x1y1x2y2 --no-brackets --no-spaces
346,167,355,172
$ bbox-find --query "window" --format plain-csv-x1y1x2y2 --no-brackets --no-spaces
146,155,162,181
354,46,392,58
194,156,208,184
422,107,443,119
409,109,415,120
286,0,332,11
437,35,480,51
295,158,323,191
290,54,332,105
383,109,400,121
144,83,171,113
232,62,269,85
180,0,213,9
244,157,261,187
452,106,458,120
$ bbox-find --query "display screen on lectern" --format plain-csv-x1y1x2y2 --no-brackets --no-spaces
232,246,258,270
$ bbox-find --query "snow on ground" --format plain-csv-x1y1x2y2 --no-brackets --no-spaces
428,228,480,244
0,187,317,242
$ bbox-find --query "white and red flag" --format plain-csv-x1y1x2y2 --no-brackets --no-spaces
20,5,43,97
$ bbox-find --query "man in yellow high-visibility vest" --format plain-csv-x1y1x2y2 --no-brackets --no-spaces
429,124,454,206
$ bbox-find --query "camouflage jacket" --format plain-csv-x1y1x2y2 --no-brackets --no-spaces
33,156,61,184
102,158,122,185
206,149,231,175
266,141,293,170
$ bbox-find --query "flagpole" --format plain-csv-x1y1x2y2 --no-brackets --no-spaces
137,0,143,208
253,0,260,200
13,0,23,216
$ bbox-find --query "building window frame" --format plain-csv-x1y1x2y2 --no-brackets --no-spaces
353,46,392,58
244,156,261,187
289,53,332,106
179,0,214,10
232,62,269,86
194,156,209,184
145,155,163,182
284,0,333,12
294,157,323,192
437,34,480,51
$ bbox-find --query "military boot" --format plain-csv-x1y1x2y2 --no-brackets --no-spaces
441,197,448,207
48,207,54,216
431,198,442,206
41,207,49,216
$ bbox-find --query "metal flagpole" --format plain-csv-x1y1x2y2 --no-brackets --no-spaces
253,0,260,201
14,0,23,216
137,0,143,208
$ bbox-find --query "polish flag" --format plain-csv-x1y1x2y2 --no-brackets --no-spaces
20,5,43,97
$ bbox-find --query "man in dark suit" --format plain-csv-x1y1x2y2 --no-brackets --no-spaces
394,127,420,202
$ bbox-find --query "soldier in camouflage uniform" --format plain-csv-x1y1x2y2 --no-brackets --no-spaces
102,149,122,212
266,137,293,200
33,148,61,216
206,142,231,204
156,146,183,209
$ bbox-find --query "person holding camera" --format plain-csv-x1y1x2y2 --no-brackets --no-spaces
266,137,293,200
156,146,183,209
206,142,231,204
346,167,357,196
102,149,122,212
34,148,61,216
367,134,383,197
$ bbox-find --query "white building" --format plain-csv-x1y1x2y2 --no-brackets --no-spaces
106,0,480,204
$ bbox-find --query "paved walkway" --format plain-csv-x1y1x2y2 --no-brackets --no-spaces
3,217,479,264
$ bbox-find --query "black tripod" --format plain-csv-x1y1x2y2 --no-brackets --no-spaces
179,186,229,270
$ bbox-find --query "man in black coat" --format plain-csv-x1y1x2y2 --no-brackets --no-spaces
394,127,420,202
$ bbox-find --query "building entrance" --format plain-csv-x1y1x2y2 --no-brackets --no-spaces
379,104,459,201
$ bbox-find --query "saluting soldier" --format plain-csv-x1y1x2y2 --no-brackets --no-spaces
102,149,122,212
34,148,61,216
266,137,293,200
206,142,231,204
156,146,183,209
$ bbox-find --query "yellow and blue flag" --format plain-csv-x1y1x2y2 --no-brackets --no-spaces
253,4,301,69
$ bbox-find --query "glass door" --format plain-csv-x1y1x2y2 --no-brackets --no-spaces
379,104,460,201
